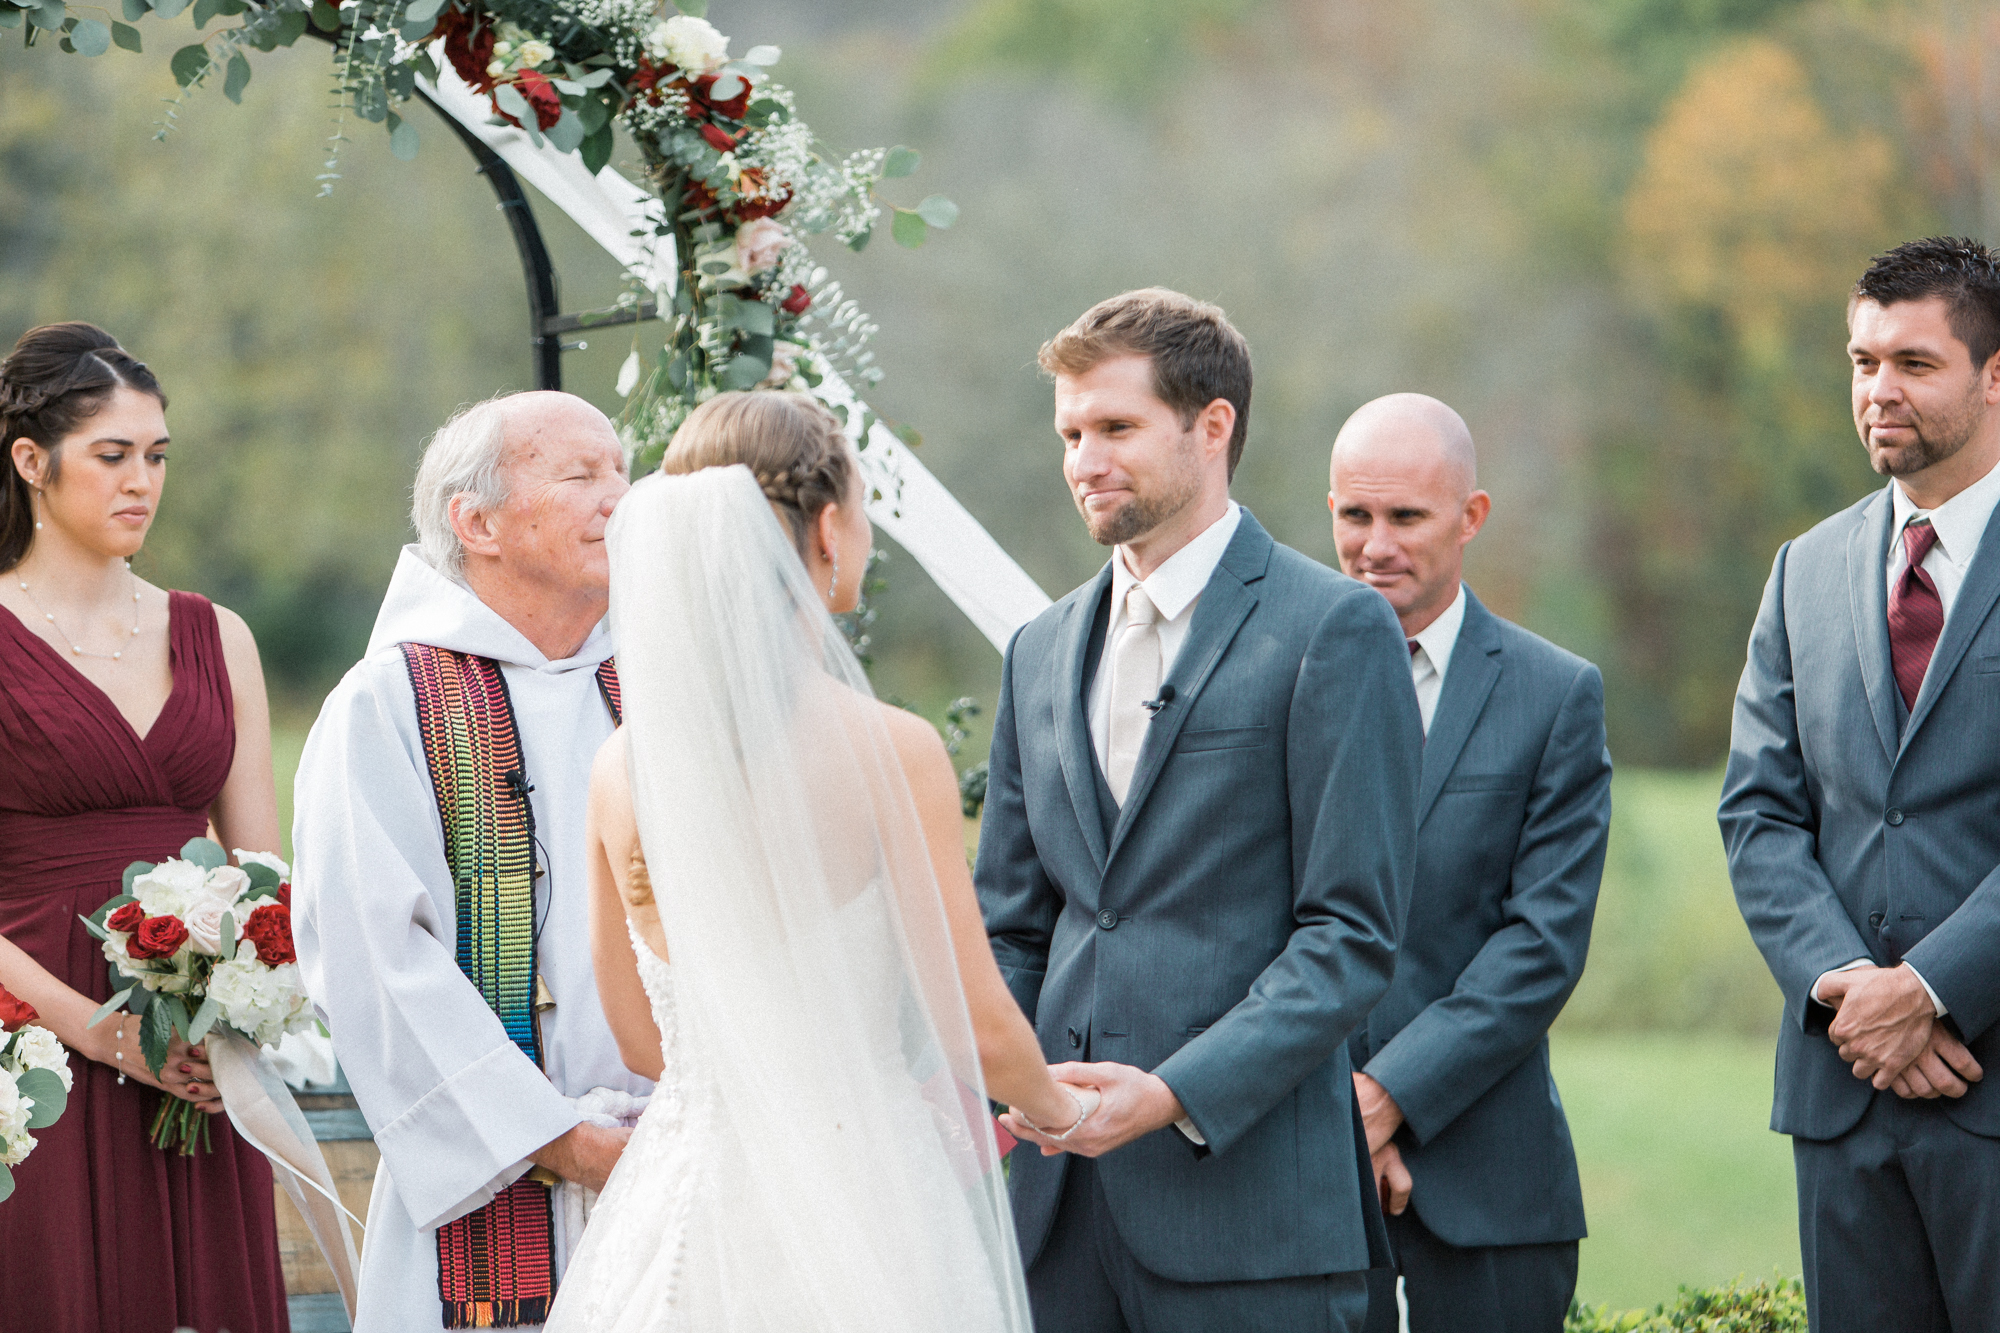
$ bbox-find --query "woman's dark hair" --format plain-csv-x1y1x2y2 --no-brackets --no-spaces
0,322,166,571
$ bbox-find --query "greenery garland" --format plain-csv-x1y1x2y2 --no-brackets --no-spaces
1,0,955,470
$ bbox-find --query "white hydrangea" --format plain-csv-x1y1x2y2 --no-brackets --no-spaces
8,1027,73,1094
232,850,290,878
0,1075,31,1167
646,14,727,73
130,859,206,919
208,956,314,1049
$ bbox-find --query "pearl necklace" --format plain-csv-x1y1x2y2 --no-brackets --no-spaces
16,562,143,661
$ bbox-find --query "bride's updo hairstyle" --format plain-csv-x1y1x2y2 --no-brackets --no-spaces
0,322,166,571
660,391,855,558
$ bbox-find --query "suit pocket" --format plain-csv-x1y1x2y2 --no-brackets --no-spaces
1443,772,1531,793
1973,654,2000,675
1175,725,1269,753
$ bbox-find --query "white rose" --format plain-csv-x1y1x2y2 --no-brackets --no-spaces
11,1027,72,1094
647,14,728,73
733,217,789,274
181,894,231,956
204,865,251,904
131,860,205,918
517,38,554,68
232,850,291,879
0,1075,29,1164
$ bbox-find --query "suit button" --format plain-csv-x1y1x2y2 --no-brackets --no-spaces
1869,912,1886,930
1097,908,1118,930
1886,808,1905,826
1066,1027,1081,1048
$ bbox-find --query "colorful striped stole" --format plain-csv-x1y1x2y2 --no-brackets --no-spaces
402,643,621,1329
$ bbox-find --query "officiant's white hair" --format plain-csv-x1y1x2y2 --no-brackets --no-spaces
412,396,511,581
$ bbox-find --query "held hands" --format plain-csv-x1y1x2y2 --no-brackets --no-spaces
1001,1062,1185,1158
530,1121,633,1194
1817,963,1983,1097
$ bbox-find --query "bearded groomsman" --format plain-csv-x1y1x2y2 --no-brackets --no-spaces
1330,395,1610,1332
294,392,648,1331
1720,236,2000,1332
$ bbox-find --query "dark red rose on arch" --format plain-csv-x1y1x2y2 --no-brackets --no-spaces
106,902,146,933
242,903,297,967
689,72,750,121
682,180,720,217
513,70,564,132
435,7,498,92
129,915,189,961
0,980,37,1033
698,122,740,154
781,284,812,316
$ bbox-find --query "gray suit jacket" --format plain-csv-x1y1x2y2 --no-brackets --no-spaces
977,511,1423,1284
1721,483,2000,1141
1349,589,1609,1249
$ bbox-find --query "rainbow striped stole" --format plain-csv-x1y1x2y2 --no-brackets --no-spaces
401,644,621,1328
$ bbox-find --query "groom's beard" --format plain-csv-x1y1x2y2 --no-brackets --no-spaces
1079,432,1204,548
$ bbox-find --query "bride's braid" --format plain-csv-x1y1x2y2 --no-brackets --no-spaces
660,391,854,557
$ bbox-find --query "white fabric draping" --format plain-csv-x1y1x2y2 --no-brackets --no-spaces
418,65,1053,653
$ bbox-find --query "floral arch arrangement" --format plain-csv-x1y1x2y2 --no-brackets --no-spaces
1,0,956,470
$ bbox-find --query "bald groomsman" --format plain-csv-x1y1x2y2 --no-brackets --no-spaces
1331,395,1611,1333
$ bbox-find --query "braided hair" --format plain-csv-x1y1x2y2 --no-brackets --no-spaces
0,323,166,571
661,391,855,557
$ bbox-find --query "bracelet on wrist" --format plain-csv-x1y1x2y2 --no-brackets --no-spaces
1019,1087,1093,1143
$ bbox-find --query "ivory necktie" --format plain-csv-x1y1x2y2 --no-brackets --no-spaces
1888,518,1944,712
1106,585,1162,804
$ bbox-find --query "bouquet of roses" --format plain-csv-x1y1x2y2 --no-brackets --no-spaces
80,838,317,1154
0,980,73,1202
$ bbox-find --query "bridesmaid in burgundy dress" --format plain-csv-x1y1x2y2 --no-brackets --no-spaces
0,323,289,1332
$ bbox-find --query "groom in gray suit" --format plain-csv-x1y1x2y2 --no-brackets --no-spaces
979,288,1422,1333
1720,236,2000,1332
1330,395,1610,1333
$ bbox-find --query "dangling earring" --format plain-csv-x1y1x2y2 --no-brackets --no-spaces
828,550,839,602
32,486,43,532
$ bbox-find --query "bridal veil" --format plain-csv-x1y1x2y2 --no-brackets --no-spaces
596,464,1030,1332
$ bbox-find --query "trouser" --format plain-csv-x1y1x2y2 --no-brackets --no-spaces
1360,1207,1576,1333
1793,1091,2000,1333
1025,1157,1370,1333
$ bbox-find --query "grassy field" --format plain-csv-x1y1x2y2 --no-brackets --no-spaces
268,725,1797,1310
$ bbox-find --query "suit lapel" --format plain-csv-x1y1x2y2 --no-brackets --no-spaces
1416,591,1503,829
1052,566,1114,875
1902,498,2000,749
1105,514,1272,864
1847,488,1899,766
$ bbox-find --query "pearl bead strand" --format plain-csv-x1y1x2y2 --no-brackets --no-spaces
17,561,143,661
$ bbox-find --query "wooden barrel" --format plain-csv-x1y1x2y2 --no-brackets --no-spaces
273,1068,377,1333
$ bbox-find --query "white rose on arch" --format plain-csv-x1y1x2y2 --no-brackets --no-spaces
646,15,729,73
733,217,790,275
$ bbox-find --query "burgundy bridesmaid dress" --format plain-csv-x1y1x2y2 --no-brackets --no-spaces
0,591,289,1333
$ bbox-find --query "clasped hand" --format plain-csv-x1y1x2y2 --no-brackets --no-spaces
1817,963,1983,1099
1000,1062,1183,1158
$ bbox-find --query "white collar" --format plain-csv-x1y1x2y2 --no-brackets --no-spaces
1109,502,1243,622
365,544,613,671
1410,583,1468,673
1890,457,2000,567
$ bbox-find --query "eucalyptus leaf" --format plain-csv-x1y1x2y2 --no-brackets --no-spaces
86,987,135,1028
915,194,958,229
150,0,188,17
575,95,608,134
18,1068,68,1129
27,0,64,30
0,1162,13,1205
242,862,280,892
550,77,584,95
707,72,743,103
742,44,779,66
187,995,222,1044
580,120,614,173
77,912,108,944
890,209,927,249
388,111,419,161
882,145,920,179
573,66,613,88
140,998,171,1075
492,82,542,147
307,0,335,30
111,19,140,49
674,0,704,16
180,838,226,870
119,0,146,18
0,9,21,28
166,995,193,1040
222,50,250,102
188,0,220,27
716,353,768,391
847,227,872,253
546,106,585,154
219,910,237,957
399,0,443,21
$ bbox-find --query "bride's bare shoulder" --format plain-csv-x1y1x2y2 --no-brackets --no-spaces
872,699,956,796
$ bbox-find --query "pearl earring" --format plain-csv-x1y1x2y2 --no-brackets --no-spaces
33,487,43,531
828,551,839,602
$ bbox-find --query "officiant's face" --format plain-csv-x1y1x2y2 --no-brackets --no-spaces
1056,354,1206,548
493,398,630,594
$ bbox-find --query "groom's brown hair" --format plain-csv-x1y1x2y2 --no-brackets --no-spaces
1039,288,1253,479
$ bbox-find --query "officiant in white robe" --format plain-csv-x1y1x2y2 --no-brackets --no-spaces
293,392,648,1332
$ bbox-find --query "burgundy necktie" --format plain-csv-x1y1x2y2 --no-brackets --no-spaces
1408,639,1421,658
1888,519,1944,711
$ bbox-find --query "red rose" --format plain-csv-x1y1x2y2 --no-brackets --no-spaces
106,902,145,933
682,179,719,217
278,881,292,909
689,72,750,120
515,69,564,132
242,903,296,967
698,122,740,154
781,284,812,316
0,981,36,1033
129,914,189,960
435,6,497,93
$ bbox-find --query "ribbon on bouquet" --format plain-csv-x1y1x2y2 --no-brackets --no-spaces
206,1030,365,1322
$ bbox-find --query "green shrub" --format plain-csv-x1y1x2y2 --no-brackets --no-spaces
1566,1276,1807,1332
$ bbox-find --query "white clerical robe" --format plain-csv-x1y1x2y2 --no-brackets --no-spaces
293,546,651,1333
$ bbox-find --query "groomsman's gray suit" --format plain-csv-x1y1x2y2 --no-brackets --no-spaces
1721,483,2000,1330
1352,588,1610,1333
978,510,1423,1333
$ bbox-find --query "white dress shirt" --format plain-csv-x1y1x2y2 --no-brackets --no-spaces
1810,466,2000,1020
1408,585,1467,736
1082,502,1240,1144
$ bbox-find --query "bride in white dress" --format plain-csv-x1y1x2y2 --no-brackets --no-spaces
546,393,1096,1332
